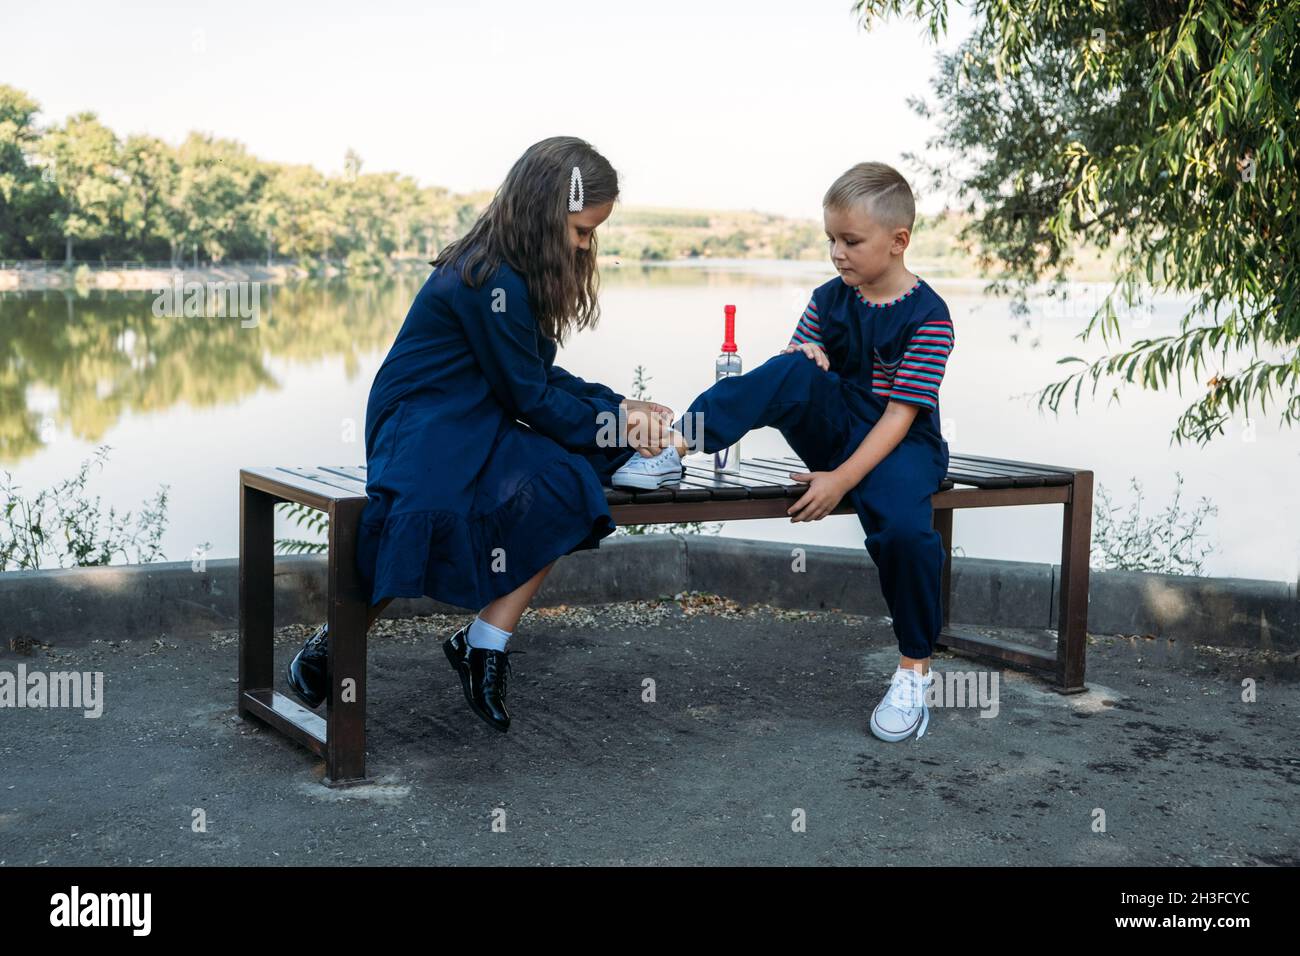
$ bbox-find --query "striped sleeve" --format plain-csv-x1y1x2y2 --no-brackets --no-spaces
787,297,823,348
877,316,954,410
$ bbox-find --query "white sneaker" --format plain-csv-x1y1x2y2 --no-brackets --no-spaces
869,666,934,742
611,445,684,490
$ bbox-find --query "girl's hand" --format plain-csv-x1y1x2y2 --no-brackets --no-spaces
622,398,675,423
782,342,830,371
622,404,674,456
787,470,851,522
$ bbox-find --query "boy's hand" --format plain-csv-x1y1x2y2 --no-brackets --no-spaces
787,470,852,522
782,342,829,371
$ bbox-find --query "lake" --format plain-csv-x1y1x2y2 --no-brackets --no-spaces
1,260,1295,585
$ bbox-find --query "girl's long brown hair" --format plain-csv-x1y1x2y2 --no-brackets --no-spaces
431,136,619,345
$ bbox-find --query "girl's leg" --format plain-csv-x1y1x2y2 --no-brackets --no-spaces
478,558,558,632
366,597,394,631
365,559,558,637
448,559,558,733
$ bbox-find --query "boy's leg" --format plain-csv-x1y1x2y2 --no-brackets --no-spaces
670,352,856,472
848,436,949,661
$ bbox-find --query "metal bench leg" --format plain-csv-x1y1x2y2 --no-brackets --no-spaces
238,482,275,717
323,499,372,787
1055,471,1093,693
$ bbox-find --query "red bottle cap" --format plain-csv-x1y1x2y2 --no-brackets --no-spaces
721,304,737,352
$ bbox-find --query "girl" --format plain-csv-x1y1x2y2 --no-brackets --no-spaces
286,136,675,732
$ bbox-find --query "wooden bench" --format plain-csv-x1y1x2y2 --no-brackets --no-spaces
239,454,1092,786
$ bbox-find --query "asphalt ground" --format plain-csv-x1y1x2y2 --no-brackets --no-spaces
2,593,1296,866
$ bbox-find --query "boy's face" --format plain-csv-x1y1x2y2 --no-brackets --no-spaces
568,200,614,252
823,203,910,286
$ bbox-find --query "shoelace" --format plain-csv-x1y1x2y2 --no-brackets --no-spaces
636,447,678,467
484,652,511,698
302,625,328,663
887,668,928,710
884,669,931,738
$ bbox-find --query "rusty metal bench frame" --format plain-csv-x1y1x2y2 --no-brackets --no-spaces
239,453,1092,786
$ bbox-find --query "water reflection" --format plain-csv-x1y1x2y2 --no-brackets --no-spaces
0,275,428,462
0,262,1294,583
0,262,830,464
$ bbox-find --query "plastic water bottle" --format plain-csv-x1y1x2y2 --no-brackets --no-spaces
713,304,743,474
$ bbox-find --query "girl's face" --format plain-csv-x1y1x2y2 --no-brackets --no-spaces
568,200,615,252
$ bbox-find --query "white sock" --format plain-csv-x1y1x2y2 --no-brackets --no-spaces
467,615,512,652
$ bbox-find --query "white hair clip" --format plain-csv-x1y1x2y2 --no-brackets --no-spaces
568,165,584,212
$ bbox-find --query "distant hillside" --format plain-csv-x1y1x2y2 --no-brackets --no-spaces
597,205,826,262
600,206,1119,280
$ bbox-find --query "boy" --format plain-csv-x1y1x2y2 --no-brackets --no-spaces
613,161,955,742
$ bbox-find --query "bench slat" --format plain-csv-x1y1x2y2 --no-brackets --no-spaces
942,465,1019,489
319,465,369,486
242,466,362,505
748,456,813,473
663,483,715,502
951,450,1081,476
949,458,1073,483
618,487,677,504
763,455,946,495
766,453,1071,489
680,465,788,498
703,463,803,492
278,466,369,497
726,460,810,494
674,472,751,499
943,460,1049,488
735,457,808,478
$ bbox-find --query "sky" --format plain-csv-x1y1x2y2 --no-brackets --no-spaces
4,0,975,218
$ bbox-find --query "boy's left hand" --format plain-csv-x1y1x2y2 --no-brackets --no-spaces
787,470,852,522
782,342,830,371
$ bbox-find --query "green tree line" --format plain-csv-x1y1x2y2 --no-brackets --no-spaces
0,84,830,270
0,84,482,268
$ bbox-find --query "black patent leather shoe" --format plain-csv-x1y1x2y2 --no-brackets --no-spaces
443,624,511,732
286,623,329,709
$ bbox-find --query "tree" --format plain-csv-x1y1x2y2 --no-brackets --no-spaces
37,111,124,264
0,84,490,270
173,132,266,263
119,134,180,260
257,163,337,261
854,0,1299,445
0,85,53,258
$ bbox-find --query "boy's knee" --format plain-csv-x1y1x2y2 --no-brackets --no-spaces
775,351,829,393
767,349,809,371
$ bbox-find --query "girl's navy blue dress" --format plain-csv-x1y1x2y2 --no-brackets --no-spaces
356,259,636,609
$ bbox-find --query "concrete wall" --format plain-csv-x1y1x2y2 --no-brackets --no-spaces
0,534,1295,651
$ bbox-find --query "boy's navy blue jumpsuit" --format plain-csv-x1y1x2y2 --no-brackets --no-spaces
671,277,955,659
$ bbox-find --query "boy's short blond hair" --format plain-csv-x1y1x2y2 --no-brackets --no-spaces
823,162,916,232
